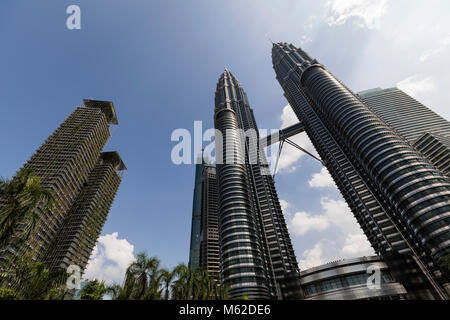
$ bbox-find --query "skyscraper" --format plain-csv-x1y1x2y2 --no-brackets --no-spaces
359,87,450,176
188,158,205,271
188,156,220,278
272,42,450,299
0,100,125,275
214,70,299,299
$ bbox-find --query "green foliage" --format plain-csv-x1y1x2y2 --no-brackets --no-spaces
0,248,230,300
106,251,230,300
46,285,72,300
0,256,68,300
171,264,230,300
0,167,54,248
0,288,17,300
80,279,106,300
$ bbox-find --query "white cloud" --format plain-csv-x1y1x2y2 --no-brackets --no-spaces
290,211,330,236
298,234,374,270
279,199,289,212
286,196,374,269
397,75,436,105
308,167,336,188
272,105,318,174
288,197,362,236
326,0,389,29
419,34,450,63
298,240,330,269
83,232,135,285
341,233,374,256
319,197,362,235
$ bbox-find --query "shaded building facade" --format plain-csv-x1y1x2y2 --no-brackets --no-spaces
0,100,125,275
272,42,450,299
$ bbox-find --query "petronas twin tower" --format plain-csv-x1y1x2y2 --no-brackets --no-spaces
205,43,450,299
214,70,298,299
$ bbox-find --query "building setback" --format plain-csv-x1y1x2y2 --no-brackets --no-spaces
359,87,450,176
0,100,125,275
214,70,299,299
414,132,450,176
272,42,450,299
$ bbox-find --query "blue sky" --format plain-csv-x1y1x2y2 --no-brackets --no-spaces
1,0,449,283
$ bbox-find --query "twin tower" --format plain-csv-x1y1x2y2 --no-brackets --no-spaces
0,100,126,276
191,43,450,300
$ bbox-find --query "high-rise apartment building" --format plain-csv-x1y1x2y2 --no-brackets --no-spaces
188,157,220,278
0,100,125,275
46,151,125,272
359,87,450,176
272,42,450,299
214,70,299,299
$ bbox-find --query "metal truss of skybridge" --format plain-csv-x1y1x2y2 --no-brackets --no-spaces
260,121,324,177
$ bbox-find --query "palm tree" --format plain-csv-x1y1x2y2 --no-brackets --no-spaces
216,282,231,300
120,252,162,300
170,265,229,300
171,263,193,300
106,254,231,301
0,168,54,249
160,269,176,300
193,268,211,300
105,283,130,300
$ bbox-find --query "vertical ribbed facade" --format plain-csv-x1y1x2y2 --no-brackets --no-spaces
214,106,271,299
214,70,299,299
0,101,124,276
272,42,450,299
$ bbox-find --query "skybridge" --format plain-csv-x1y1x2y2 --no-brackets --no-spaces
259,121,323,176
